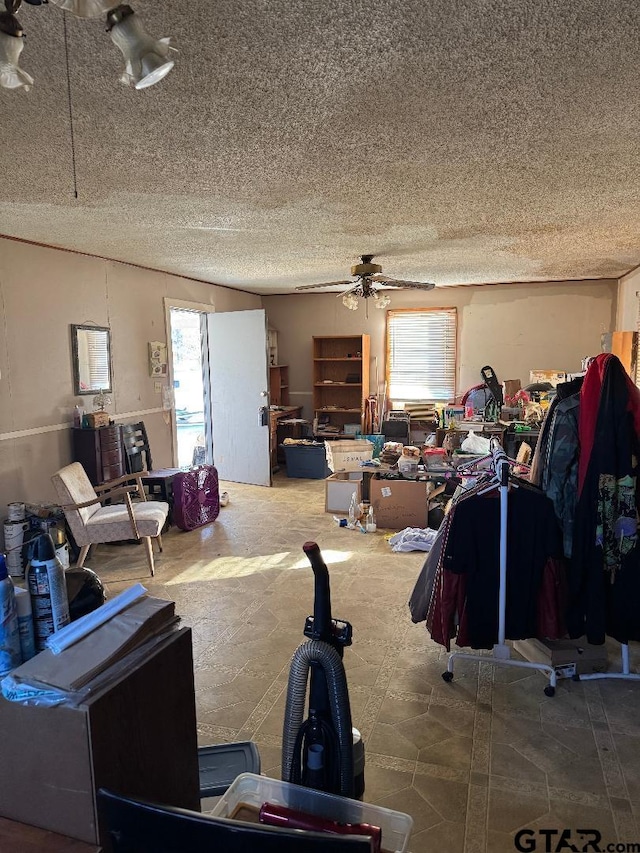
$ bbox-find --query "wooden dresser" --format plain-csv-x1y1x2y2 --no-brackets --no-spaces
72,424,125,485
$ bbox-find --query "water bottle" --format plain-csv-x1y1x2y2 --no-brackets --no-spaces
26,533,70,652
365,506,377,533
0,554,22,675
347,493,358,527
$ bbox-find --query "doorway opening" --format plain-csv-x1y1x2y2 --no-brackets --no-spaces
169,308,210,468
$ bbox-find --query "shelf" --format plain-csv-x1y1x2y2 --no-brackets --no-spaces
312,335,370,436
315,408,361,413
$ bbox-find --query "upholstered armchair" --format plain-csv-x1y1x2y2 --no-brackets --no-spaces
52,462,169,576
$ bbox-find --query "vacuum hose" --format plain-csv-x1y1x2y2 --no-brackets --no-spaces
281,638,354,798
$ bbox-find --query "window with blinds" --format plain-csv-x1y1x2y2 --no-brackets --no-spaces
386,308,457,402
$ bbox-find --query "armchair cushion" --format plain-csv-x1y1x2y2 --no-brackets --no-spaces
86,502,168,543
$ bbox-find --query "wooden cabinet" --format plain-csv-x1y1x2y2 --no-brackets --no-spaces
269,364,290,406
269,406,302,470
72,425,125,485
312,335,370,436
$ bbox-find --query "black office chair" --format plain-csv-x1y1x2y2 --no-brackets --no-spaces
98,789,373,853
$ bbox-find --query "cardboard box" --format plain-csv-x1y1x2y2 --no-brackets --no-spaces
370,477,429,529
325,472,363,513
513,636,609,678
325,439,374,473
0,628,199,845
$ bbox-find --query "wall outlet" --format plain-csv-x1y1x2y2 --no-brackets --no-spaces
154,381,163,394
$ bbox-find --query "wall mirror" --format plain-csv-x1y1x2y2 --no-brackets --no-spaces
71,324,112,395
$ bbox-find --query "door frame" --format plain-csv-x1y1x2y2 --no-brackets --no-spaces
164,298,216,467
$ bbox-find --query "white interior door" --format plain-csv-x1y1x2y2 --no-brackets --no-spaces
207,309,271,486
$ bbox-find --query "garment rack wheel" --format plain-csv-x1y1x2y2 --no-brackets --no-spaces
441,671,454,683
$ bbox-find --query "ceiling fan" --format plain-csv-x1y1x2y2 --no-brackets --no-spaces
295,255,436,311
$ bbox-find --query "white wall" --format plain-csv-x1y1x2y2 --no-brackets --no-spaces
0,238,261,505
616,267,640,330
263,279,617,419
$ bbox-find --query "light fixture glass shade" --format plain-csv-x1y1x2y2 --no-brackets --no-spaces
342,293,359,311
0,31,33,91
109,10,176,89
373,291,391,309
48,0,117,18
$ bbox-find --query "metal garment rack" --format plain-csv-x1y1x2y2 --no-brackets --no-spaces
578,643,640,684
441,445,558,696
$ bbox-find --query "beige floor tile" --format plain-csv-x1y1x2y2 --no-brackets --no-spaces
367,722,421,761
490,742,548,785
487,787,549,833
375,787,441,833
360,763,414,803
418,735,473,771
410,819,465,853
412,774,468,822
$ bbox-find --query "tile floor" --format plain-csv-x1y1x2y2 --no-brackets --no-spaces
95,474,640,853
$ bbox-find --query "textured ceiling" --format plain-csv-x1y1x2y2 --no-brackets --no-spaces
1,0,639,293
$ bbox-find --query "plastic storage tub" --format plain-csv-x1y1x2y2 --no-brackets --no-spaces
212,773,413,853
198,742,261,798
282,443,330,479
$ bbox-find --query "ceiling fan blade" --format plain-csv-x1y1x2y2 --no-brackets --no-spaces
295,279,355,291
371,275,436,291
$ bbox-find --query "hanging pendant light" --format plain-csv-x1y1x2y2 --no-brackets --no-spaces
106,4,176,90
0,10,33,91
48,0,115,17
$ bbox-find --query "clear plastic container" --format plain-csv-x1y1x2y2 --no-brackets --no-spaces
397,457,419,476
212,772,413,853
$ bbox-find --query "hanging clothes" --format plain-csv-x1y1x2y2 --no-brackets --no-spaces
425,481,565,650
569,354,640,644
540,379,583,558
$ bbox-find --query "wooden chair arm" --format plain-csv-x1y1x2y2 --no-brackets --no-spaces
61,485,138,510
95,473,149,493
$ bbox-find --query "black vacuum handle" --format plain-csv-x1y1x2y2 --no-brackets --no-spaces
303,541,332,640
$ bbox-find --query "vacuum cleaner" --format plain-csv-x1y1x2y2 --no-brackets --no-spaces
281,541,365,799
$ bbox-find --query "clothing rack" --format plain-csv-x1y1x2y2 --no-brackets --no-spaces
578,643,640,684
442,445,558,696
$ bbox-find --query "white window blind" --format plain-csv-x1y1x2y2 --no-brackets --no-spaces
87,332,110,388
386,308,457,401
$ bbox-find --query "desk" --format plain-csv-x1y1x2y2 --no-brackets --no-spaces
269,406,303,470
0,816,98,852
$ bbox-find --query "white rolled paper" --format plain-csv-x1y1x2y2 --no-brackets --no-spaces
46,583,148,655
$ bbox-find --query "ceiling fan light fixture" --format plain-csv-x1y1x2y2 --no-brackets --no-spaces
48,0,116,17
107,4,176,90
0,13,33,91
342,292,359,311
373,291,391,309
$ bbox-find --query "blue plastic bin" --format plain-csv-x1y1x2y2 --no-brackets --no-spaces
282,443,330,479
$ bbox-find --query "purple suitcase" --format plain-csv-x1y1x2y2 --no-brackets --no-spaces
172,465,220,531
